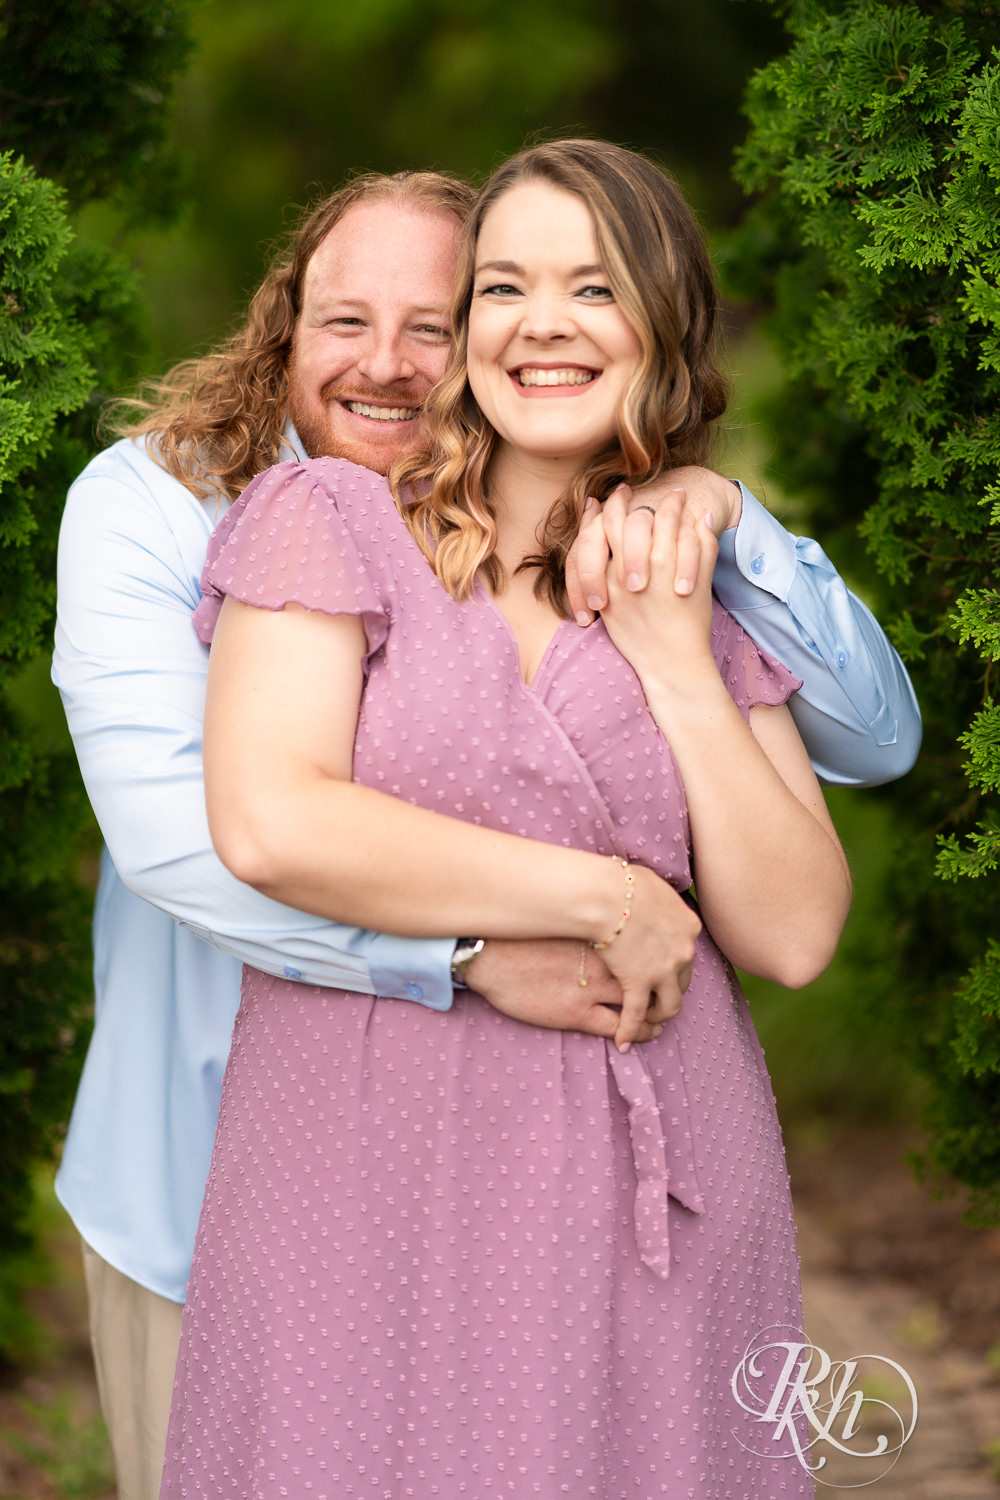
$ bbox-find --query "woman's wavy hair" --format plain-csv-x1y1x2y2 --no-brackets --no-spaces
392,139,729,612
107,170,474,501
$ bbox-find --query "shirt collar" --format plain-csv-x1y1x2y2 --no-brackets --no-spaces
279,421,309,464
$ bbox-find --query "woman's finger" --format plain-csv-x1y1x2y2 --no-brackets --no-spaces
613,979,655,1052
621,506,656,592
670,500,706,597
566,496,614,621
600,484,630,584
579,1003,661,1045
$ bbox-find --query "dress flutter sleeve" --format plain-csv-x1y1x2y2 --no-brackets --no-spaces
710,600,802,723
192,461,389,666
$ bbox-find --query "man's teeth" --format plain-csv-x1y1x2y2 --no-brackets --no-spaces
517,368,595,387
345,402,418,421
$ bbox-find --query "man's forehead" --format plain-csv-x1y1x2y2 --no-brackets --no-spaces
302,199,462,303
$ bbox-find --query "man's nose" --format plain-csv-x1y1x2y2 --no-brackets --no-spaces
356,330,416,387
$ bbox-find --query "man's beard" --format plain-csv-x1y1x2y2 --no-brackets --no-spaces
287,380,426,477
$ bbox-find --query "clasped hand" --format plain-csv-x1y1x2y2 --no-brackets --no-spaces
565,466,742,625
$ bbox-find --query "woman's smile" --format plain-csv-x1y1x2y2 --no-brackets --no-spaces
509,362,599,392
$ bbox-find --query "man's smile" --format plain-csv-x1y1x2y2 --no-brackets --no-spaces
342,400,421,423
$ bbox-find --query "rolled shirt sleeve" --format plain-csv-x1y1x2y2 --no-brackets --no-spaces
712,484,921,787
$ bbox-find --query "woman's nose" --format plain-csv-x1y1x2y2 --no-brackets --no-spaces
518,293,571,341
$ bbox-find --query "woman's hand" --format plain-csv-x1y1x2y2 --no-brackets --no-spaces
566,469,741,625
589,863,703,1053
597,484,719,693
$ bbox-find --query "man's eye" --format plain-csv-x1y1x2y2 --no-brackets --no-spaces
327,317,364,329
416,325,451,340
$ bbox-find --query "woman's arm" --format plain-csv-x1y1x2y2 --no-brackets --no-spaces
204,594,702,1047
596,490,852,988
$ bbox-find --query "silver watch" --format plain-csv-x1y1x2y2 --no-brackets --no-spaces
451,936,485,986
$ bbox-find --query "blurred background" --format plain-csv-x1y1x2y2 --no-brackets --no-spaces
89,0,785,365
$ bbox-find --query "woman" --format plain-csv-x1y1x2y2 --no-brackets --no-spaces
161,141,850,1498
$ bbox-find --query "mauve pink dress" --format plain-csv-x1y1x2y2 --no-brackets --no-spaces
161,457,813,1499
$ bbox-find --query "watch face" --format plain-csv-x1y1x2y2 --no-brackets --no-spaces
453,938,484,974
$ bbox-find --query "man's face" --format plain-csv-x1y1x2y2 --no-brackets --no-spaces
287,199,462,475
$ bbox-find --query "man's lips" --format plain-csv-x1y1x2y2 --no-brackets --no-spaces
321,385,423,424
341,399,420,423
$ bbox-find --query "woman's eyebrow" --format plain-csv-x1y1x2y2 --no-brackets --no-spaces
475,260,606,276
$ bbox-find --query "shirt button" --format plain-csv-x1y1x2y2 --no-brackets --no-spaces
404,982,424,1000
836,649,848,668
750,552,765,575
283,965,302,980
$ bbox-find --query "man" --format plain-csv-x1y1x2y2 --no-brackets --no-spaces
53,168,919,1500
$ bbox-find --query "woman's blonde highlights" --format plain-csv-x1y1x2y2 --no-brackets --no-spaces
393,139,728,612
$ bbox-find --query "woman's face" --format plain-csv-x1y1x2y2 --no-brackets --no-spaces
466,181,642,472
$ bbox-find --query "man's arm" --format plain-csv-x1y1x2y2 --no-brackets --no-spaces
53,440,455,1010
565,470,921,789
714,483,921,787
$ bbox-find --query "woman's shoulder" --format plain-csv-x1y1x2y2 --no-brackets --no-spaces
242,455,396,514
232,456,410,557
195,457,407,646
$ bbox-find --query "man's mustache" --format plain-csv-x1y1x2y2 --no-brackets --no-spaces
321,382,425,408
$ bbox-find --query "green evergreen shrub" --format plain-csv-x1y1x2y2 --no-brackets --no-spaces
0,154,107,1278
0,0,193,225
728,0,1000,1219
0,0,193,1356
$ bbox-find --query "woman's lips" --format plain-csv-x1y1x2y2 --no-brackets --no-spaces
509,365,599,396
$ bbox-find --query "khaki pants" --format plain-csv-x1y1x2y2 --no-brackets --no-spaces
81,1240,184,1500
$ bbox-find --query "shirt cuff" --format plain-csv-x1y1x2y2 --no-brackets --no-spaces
366,933,455,1011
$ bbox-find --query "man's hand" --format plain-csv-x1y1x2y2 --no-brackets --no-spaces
463,937,675,1047
566,467,743,626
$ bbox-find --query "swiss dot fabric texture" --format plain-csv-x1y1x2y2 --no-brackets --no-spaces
165,458,811,1498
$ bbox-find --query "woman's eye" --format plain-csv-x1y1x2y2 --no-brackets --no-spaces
578,285,613,301
478,283,520,298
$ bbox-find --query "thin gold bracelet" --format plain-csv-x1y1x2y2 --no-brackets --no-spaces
591,856,634,950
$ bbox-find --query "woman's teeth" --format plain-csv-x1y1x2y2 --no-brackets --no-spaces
516,369,595,387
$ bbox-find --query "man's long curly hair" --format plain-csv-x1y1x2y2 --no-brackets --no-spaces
392,140,729,614
108,170,474,502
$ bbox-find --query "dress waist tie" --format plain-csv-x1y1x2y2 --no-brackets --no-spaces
605,1043,705,1280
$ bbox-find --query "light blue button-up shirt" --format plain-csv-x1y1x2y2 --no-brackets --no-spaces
52,436,920,1302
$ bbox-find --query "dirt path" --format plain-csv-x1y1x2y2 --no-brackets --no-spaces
789,1132,1000,1498
796,1207,1000,1495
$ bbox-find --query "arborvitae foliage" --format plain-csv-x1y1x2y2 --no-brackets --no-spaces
728,0,1000,1219
0,3,193,1343
0,0,193,225
0,155,107,1275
